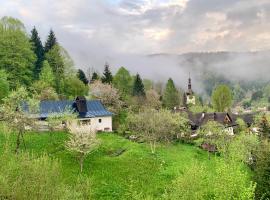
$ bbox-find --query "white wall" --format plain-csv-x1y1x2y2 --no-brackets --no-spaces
91,116,112,132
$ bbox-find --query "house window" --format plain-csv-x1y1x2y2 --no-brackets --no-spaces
81,119,91,125
99,119,102,123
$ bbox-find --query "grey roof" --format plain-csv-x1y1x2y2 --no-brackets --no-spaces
37,100,112,118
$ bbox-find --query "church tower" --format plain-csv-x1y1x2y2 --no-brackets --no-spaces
183,75,196,105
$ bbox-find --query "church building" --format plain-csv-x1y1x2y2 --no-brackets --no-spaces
183,76,196,106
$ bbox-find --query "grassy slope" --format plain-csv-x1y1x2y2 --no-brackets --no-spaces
0,131,218,199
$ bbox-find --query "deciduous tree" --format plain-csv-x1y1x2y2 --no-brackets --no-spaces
211,84,232,112
0,17,36,88
89,80,122,113
0,87,39,153
162,78,180,109
66,123,100,172
113,67,132,98
0,69,9,102
45,45,64,93
126,109,189,153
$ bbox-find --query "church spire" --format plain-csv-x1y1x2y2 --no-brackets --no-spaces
188,73,192,94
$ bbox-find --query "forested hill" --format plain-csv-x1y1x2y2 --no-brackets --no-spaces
148,51,270,96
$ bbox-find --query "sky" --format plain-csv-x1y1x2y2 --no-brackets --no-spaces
1,0,270,89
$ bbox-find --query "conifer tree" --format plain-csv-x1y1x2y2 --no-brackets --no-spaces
163,78,180,109
132,73,145,97
91,72,99,82
101,63,113,84
77,69,89,85
30,27,44,80
44,29,57,53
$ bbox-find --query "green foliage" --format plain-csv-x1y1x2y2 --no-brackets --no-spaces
0,87,39,153
45,45,65,93
198,121,227,156
39,60,55,87
66,124,100,172
254,139,270,199
30,26,44,80
132,73,145,97
0,143,92,200
165,161,255,200
113,67,132,98
189,104,214,113
164,163,209,199
125,109,189,153
227,133,259,164
251,90,263,102
233,84,245,103
0,130,256,199
162,78,180,109
91,72,99,82
77,69,89,85
44,29,57,53
101,63,113,84
0,16,36,88
143,79,153,91
0,69,9,102
62,76,88,99
211,84,233,112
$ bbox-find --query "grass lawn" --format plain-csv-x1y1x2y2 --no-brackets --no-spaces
0,131,220,199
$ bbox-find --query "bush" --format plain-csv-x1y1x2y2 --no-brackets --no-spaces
0,148,92,199
164,161,255,200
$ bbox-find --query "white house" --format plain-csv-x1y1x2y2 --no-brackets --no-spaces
37,96,113,132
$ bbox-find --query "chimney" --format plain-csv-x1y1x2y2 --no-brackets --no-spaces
75,96,87,113
214,112,217,120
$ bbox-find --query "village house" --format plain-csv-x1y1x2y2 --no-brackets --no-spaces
175,77,256,135
29,96,113,132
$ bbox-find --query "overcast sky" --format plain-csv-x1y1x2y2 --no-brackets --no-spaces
1,0,270,82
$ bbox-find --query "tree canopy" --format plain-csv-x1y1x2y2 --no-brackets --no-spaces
101,63,113,84
211,84,233,112
162,78,180,109
44,29,57,53
30,27,44,80
132,73,145,97
0,17,36,88
113,67,132,98
77,69,89,85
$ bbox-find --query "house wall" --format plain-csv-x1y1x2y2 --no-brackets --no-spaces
37,116,113,132
77,116,112,132
224,126,234,135
91,116,112,132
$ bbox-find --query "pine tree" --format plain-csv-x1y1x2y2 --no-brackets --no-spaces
30,27,44,80
101,63,113,84
91,72,99,83
44,29,57,53
163,78,180,109
132,73,145,97
77,69,89,85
